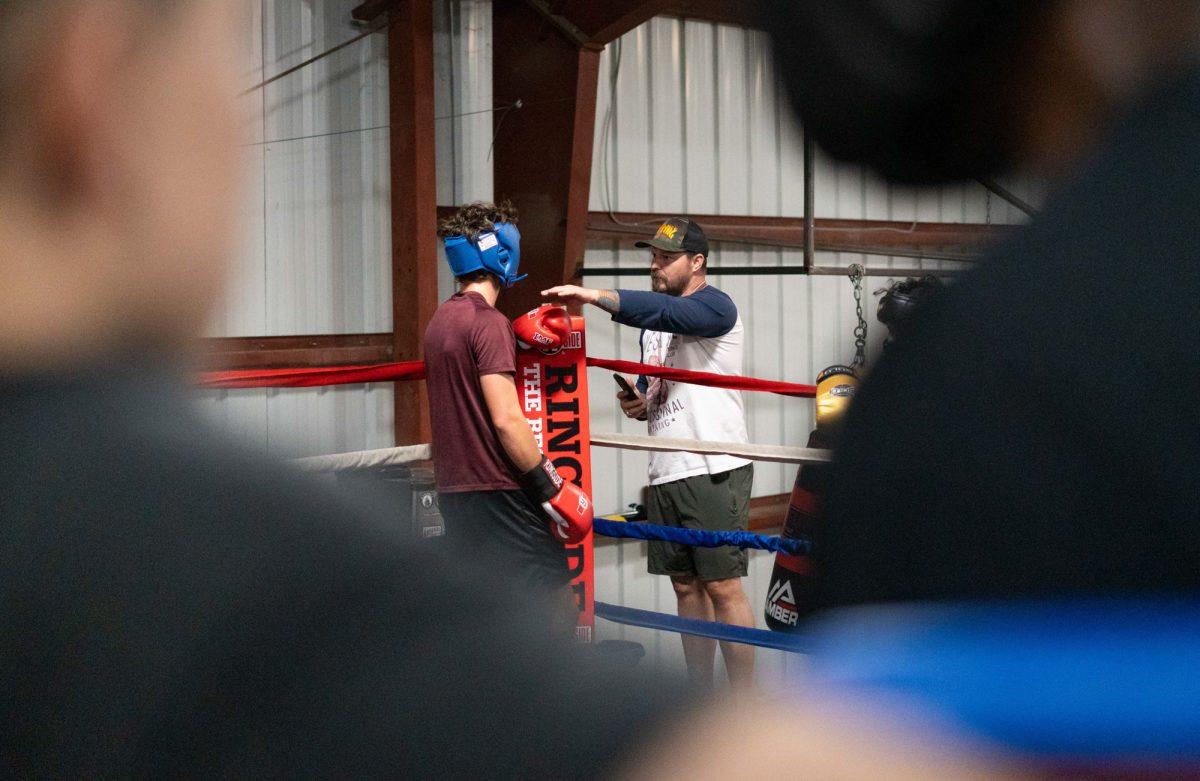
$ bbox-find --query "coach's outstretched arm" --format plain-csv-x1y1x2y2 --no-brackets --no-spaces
542,285,735,338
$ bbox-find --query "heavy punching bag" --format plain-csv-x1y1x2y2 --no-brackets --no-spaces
765,366,858,631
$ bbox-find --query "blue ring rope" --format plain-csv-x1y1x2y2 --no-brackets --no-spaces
594,601,805,653
593,518,811,556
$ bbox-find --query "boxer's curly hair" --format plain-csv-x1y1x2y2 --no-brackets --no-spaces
437,200,518,241
438,201,519,286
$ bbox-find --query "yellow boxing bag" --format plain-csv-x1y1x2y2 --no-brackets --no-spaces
814,364,859,430
765,365,858,631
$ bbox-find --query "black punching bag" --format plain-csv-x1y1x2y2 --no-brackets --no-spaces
765,367,857,631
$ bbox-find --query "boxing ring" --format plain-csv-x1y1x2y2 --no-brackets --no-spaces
197,318,1200,771
200,314,819,651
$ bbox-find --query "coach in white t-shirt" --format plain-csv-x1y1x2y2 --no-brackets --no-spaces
542,217,756,690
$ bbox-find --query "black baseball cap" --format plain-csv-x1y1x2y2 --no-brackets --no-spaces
634,217,710,256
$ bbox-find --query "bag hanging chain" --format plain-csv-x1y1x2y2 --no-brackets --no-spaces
849,263,867,368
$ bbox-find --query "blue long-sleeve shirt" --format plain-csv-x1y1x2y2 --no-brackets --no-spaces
611,286,738,395
613,286,738,337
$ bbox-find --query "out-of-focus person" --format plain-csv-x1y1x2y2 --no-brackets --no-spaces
765,0,1200,607
626,1,1200,776
0,2,674,775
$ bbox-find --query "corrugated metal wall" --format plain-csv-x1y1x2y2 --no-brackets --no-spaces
199,5,1039,684
585,18,1037,513
199,0,492,457
584,17,1039,682
434,0,495,299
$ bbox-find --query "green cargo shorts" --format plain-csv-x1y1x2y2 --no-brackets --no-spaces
646,464,753,582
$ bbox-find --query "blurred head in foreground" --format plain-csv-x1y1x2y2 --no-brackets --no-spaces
0,0,243,372
764,0,1200,184
632,2,1200,778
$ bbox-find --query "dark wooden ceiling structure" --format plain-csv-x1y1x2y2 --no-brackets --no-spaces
206,0,997,446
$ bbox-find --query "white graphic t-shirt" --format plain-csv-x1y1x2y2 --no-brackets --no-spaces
615,286,752,485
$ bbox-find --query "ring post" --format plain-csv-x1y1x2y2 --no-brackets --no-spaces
516,316,594,641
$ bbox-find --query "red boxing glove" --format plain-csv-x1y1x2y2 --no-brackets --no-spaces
517,456,593,544
513,304,571,354
544,481,592,545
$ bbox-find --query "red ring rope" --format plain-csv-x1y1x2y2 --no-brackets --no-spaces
199,361,427,389
198,358,815,397
584,357,814,398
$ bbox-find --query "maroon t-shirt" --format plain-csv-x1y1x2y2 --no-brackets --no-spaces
423,291,520,492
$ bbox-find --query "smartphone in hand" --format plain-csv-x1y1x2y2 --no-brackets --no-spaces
613,373,638,399
613,374,648,421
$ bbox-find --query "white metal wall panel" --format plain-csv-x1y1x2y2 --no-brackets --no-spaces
195,384,394,457
200,0,398,458
259,0,391,336
434,0,494,301
434,0,494,206
215,0,269,340
585,17,1041,679
195,2,272,447
586,17,1043,513
200,0,495,459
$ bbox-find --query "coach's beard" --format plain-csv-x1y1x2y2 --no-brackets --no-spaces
651,273,683,296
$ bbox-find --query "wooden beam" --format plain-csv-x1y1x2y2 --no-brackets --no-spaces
661,0,764,31
361,0,766,39
749,492,790,532
544,0,670,46
519,0,597,49
388,0,438,445
441,206,1002,249
350,0,391,23
448,204,998,260
492,1,602,318
544,0,764,47
199,334,392,371
563,52,601,289
587,211,1006,252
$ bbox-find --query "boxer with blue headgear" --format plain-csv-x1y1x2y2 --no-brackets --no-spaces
439,202,524,288
426,201,593,609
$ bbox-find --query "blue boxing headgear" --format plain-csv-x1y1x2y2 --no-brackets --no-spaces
442,221,524,288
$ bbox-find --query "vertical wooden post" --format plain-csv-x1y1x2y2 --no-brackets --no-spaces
492,3,602,318
388,0,438,444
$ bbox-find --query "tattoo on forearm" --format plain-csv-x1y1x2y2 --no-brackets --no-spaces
596,289,620,314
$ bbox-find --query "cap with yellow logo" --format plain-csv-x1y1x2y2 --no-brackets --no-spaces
635,217,710,256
